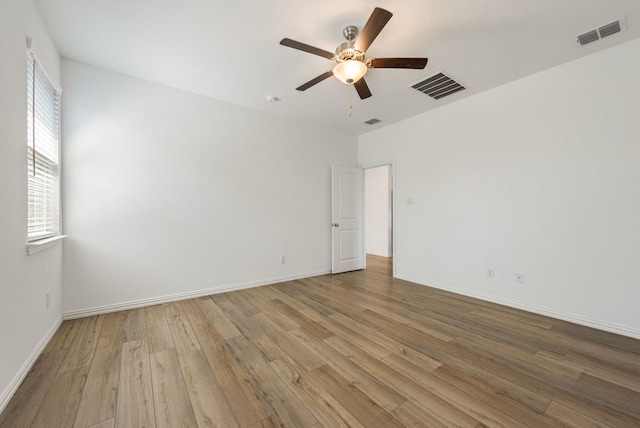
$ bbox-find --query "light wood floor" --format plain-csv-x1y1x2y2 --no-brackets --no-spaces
2,255,639,427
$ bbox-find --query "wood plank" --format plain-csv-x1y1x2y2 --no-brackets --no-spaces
424,353,551,414
551,320,640,354
252,312,324,371
59,315,103,372
116,340,155,428
287,277,372,319
364,304,464,342
314,311,396,360
124,308,146,331
573,372,640,419
567,342,640,377
31,365,89,427
149,348,198,428
382,322,481,368
226,307,285,362
179,298,225,346
451,335,580,384
225,291,262,317
225,335,318,427
184,299,269,425
204,340,270,426
0,348,66,427
339,306,405,332
89,419,115,428
277,281,337,316
269,299,333,340
391,400,452,428
247,415,285,428
431,365,561,427
290,327,407,412
536,350,640,392
326,335,479,427
209,293,249,321
328,312,412,356
250,285,310,311
562,350,640,392
545,400,610,428
236,289,301,331
474,356,640,427
310,364,404,427
163,302,200,354
549,396,640,428
99,311,127,344
145,305,174,354
178,349,239,428
386,356,533,427
44,319,81,353
124,309,147,342
73,336,122,428
269,357,365,428
196,297,241,339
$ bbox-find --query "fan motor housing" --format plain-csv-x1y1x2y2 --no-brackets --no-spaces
335,25,365,62
335,44,365,62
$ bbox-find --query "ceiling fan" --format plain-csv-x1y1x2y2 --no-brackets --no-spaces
280,7,428,100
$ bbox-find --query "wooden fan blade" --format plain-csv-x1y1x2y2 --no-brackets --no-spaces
280,38,335,59
354,7,393,53
370,57,428,69
354,78,372,99
296,71,334,91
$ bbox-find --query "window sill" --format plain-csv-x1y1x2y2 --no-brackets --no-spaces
27,235,67,255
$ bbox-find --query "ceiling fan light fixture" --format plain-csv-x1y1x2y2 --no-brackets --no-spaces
332,60,368,85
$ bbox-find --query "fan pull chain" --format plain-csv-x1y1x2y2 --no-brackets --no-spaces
348,101,353,117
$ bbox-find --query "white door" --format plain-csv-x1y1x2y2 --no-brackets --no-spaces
331,166,364,274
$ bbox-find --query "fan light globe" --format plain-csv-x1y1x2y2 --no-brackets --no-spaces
332,60,367,84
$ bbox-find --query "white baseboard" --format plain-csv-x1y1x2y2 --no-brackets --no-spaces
395,273,640,340
0,316,62,415
63,269,331,320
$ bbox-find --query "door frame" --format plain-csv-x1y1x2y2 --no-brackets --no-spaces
361,159,396,275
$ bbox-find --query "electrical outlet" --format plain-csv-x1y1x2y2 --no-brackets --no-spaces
46,291,50,308
280,255,286,264
515,273,525,283
487,268,495,278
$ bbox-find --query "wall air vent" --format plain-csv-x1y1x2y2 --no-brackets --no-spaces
577,17,626,46
412,72,465,100
364,118,381,125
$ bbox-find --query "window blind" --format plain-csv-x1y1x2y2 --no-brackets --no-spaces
27,53,61,241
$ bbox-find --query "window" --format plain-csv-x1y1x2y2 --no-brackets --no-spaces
27,51,61,243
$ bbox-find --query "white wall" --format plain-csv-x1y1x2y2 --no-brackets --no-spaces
359,37,640,338
0,0,62,412
62,60,357,316
365,165,392,257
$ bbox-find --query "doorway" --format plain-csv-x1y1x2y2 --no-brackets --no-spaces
364,163,393,273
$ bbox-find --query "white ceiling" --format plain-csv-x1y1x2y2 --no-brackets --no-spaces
34,0,640,135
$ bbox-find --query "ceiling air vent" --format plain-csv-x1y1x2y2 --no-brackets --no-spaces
412,72,465,100
364,118,381,125
577,30,599,46
577,17,626,46
598,20,622,38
